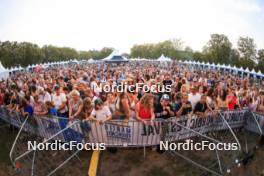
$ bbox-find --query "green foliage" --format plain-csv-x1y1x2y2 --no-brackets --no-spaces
258,49,264,61
130,39,190,60
0,41,113,67
257,60,264,73
238,36,257,61
0,36,263,72
203,34,232,64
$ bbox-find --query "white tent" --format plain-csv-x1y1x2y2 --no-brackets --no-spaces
245,67,250,73
0,62,9,79
257,70,263,77
157,54,171,62
239,67,244,72
102,50,119,61
211,63,216,67
88,58,95,63
251,69,257,75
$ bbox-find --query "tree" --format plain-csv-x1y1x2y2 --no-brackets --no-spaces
229,49,240,66
237,36,257,61
130,39,189,60
0,40,114,67
257,49,264,61
257,60,264,73
202,34,232,64
193,51,206,62
257,49,264,72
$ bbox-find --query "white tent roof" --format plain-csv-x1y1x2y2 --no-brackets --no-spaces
0,62,9,79
251,69,256,74
88,58,95,63
0,62,7,72
157,54,171,62
239,67,244,71
245,67,250,73
102,50,119,61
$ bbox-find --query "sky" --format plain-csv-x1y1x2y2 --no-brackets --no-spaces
0,0,263,53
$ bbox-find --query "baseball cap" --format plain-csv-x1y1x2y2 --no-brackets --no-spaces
94,98,103,106
161,94,170,101
54,85,60,90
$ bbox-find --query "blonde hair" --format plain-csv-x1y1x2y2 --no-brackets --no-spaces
140,93,154,109
70,89,80,97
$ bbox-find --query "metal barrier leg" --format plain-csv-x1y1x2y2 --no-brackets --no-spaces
143,146,146,159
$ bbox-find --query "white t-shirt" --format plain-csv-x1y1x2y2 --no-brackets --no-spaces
91,106,111,121
188,93,201,110
40,92,51,103
43,92,51,103
52,93,68,113
91,81,101,95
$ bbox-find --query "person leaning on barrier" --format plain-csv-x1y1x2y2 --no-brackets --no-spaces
193,94,209,117
89,98,112,124
51,85,68,118
0,88,4,106
33,95,48,117
257,91,264,111
105,92,116,113
68,90,83,121
226,86,241,110
112,92,131,121
17,96,34,117
154,94,174,119
79,97,93,119
216,89,228,111
45,101,57,116
7,91,19,112
188,86,201,110
135,93,155,124
174,93,193,117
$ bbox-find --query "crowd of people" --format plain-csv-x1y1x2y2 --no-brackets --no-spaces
0,61,264,126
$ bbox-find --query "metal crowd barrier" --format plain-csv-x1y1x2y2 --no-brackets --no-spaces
0,106,264,176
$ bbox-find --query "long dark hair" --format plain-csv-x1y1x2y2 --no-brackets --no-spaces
220,89,227,101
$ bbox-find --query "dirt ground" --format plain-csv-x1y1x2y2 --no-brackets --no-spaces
1,122,264,176
99,147,264,176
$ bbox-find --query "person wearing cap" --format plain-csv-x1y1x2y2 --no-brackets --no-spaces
154,94,174,119
90,98,112,124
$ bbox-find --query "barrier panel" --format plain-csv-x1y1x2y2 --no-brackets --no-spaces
1,106,264,176
1,107,264,147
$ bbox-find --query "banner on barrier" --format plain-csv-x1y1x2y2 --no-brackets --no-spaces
1,106,264,147
88,111,248,146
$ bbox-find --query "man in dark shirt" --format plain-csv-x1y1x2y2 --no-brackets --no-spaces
163,73,173,94
154,94,174,119
194,95,209,116
175,93,193,117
